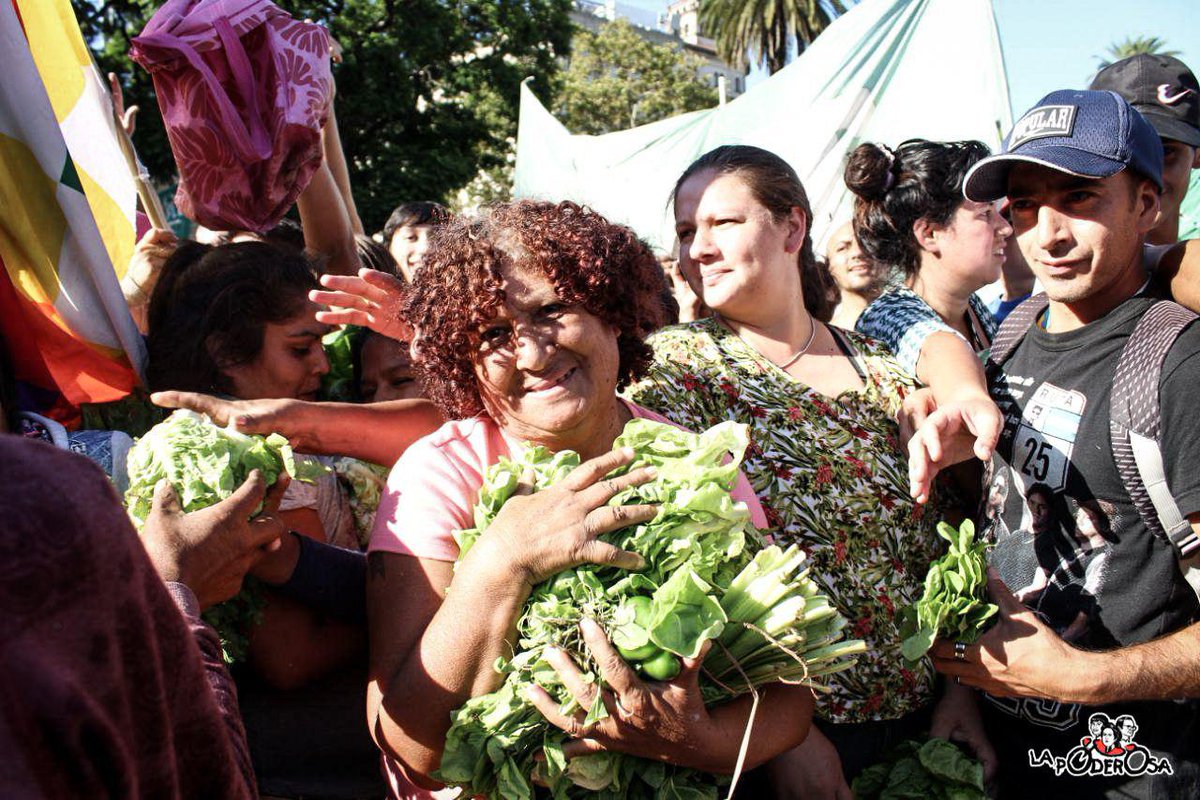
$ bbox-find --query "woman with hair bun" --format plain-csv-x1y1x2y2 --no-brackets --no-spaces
844,141,1010,471
626,145,996,797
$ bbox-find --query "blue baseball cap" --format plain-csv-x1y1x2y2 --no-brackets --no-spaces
963,89,1164,202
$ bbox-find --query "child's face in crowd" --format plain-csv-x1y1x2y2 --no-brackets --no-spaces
389,224,433,280
928,200,1011,291
1006,164,1159,311
223,302,330,401
359,334,422,403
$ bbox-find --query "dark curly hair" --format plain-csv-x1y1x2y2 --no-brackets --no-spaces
146,240,318,395
672,145,830,321
404,200,667,419
844,139,991,280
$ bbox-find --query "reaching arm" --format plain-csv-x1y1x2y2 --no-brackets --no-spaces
321,99,364,236
151,391,443,466
904,332,1003,502
297,155,360,276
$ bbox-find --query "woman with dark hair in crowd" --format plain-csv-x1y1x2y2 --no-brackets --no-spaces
365,199,814,798
145,239,389,799
844,140,1011,436
624,144,995,797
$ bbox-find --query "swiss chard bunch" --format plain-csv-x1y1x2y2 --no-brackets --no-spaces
852,737,986,800
437,419,865,799
899,519,997,663
123,410,328,661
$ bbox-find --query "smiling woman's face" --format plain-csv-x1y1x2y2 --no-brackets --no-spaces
223,300,330,401
473,263,621,447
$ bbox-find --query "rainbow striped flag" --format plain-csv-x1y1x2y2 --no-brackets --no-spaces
1,0,145,422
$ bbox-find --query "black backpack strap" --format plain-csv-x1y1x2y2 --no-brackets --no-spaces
986,292,1049,372
1109,300,1198,557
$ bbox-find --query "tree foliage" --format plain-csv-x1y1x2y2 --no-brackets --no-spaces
699,0,845,75
554,18,719,135
1097,35,1180,70
71,0,573,232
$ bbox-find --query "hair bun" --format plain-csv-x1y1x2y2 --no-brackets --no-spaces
844,143,896,201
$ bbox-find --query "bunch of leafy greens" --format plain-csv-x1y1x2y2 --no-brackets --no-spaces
899,520,997,663
852,738,986,800
436,419,865,799
320,325,364,402
330,456,391,549
124,410,328,662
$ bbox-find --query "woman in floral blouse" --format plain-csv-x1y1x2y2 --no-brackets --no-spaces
625,145,995,796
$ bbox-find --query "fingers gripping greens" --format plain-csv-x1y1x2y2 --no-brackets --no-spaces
438,419,865,799
899,520,997,663
123,410,328,661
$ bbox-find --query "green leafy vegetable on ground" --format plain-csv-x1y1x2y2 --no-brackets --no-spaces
123,410,328,661
852,737,986,800
899,519,997,664
437,418,866,799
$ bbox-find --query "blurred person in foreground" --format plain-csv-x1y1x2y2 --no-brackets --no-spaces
0,433,287,798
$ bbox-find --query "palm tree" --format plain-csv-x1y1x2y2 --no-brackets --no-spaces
1096,35,1180,70
700,0,847,75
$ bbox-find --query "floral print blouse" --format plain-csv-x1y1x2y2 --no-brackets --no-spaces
625,318,950,724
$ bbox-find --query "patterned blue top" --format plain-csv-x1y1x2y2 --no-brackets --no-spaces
855,286,997,376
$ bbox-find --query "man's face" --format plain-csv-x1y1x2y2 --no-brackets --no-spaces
1159,139,1200,228
1006,164,1159,315
1120,719,1138,741
825,221,878,294
1028,491,1052,534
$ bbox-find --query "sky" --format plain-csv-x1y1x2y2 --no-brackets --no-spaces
620,0,1200,121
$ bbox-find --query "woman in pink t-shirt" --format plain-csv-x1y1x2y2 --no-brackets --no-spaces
366,200,811,798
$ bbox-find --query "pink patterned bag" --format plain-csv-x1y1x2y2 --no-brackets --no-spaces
132,0,332,233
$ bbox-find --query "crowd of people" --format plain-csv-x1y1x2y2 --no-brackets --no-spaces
4,27,1200,800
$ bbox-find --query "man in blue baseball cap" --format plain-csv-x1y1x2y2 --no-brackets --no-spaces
910,89,1200,798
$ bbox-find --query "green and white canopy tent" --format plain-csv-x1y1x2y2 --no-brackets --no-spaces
514,0,1013,253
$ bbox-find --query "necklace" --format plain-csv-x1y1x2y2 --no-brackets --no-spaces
717,312,819,370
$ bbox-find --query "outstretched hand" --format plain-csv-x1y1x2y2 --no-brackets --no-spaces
311,268,412,342
141,470,289,609
907,397,1003,503
151,390,307,441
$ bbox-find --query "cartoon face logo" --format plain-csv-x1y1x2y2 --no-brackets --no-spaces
1088,714,1105,739
1116,715,1139,745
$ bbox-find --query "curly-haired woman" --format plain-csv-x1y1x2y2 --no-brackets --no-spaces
363,200,816,798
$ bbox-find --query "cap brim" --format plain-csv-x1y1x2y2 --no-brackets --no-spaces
1136,110,1200,148
963,147,1129,202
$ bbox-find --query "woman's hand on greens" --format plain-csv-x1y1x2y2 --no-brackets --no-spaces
765,730,852,800
311,268,412,343
473,447,658,588
525,617,725,772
